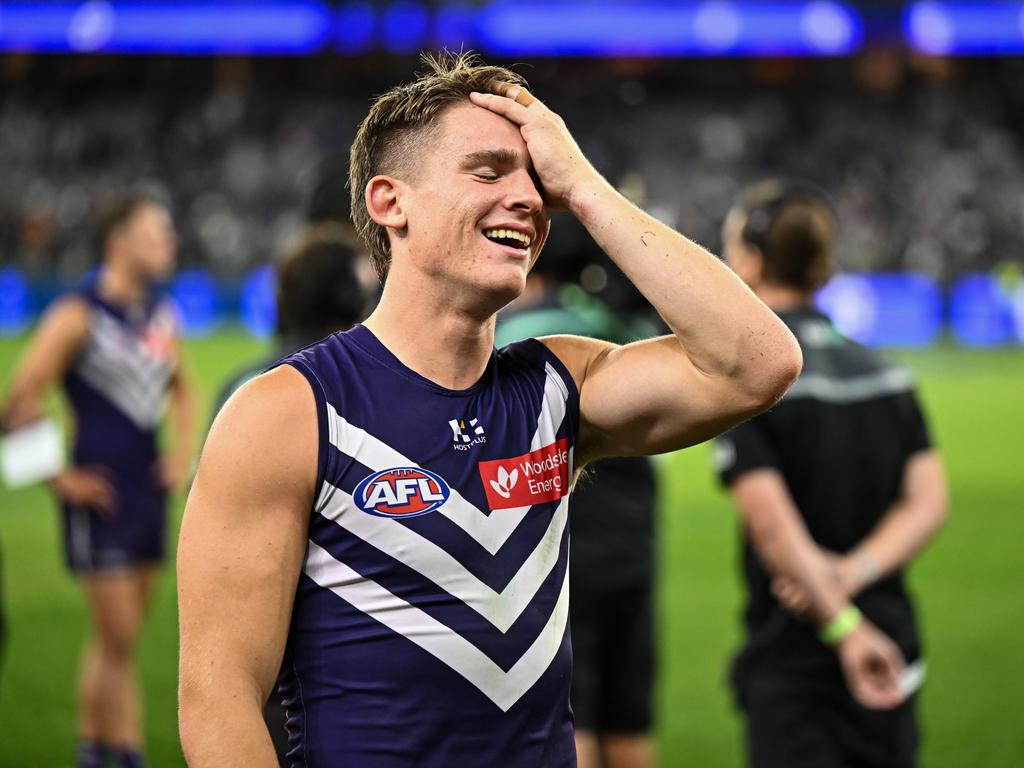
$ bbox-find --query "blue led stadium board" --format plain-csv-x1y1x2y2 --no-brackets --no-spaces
815,273,943,347
0,1,333,54
905,2,1024,55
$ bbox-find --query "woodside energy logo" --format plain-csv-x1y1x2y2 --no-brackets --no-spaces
478,439,570,510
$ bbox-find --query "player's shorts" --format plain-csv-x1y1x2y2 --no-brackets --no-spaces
736,668,918,768
61,482,166,573
570,578,654,733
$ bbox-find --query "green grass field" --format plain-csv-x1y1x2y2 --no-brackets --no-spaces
1,332,1022,766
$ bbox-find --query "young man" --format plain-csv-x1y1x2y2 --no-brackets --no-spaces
715,180,949,767
3,192,196,768
177,54,805,766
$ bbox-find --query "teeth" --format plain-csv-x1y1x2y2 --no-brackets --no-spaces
484,228,532,247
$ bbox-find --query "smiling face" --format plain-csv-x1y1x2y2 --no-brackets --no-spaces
391,101,550,310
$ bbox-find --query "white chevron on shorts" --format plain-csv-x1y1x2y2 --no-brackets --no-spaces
323,362,570,555
316,476,570,632
304,540,570,712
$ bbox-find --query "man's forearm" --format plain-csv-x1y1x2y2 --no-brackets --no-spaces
568,179,799,389
841,452,948,594
180,693,279,766
845,500,947,593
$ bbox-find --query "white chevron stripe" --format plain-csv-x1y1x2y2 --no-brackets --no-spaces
317,474,570,632
304,540,570,712
76,310,174,428
323,362,571,555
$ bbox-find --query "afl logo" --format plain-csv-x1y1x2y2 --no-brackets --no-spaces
353,467,451,518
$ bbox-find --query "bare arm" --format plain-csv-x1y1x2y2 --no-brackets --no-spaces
470,86,802,465
835,451,948,596
158,339,199,492
2,297,118,509
730,469,906,709
177,365,316,764
2,297,88,429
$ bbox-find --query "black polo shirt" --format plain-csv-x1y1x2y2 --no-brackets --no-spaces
715,307,932,680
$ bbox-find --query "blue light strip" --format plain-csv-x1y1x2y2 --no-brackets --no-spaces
905,2,1024,55
474,1,864,57
0,1,333,55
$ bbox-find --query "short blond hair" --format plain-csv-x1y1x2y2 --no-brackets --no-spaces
348,52,527,284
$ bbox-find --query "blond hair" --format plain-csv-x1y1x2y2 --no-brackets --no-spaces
348,52,527,283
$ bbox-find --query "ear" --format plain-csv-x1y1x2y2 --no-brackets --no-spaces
365,175,407,231
746,246,767,288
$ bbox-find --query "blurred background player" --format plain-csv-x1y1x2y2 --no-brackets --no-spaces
714,180,949,768
0,191,197,768
496,214,659,768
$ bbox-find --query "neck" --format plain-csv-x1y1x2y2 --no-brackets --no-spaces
755,282,813,313
97,261,146,307
362,272,501,391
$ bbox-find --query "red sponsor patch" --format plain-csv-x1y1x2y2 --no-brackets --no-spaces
478,438,570,510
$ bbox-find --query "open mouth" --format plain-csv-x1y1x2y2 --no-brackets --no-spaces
483,227,532,255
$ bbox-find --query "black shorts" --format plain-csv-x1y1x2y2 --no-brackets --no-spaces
570,579,654,734
736,669,919,768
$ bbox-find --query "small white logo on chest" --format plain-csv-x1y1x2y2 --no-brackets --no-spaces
449,418,487,451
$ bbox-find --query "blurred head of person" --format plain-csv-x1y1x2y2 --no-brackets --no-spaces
276,229,367,344
722,180,835,299
99,192,176,284
348,52,548,292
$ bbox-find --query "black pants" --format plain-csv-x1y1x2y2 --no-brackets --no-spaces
737,670,918,768
570,579,654,733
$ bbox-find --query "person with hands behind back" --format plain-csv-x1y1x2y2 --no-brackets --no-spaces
178,54,802,767
715,180,948,768
2,190,196,768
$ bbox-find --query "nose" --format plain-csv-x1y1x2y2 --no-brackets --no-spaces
504,168,545,215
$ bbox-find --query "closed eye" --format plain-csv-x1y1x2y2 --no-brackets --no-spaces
474,172,499,182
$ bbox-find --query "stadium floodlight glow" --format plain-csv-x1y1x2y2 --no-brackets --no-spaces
0,1,333,55
474,0,863,57
905,2,1024,55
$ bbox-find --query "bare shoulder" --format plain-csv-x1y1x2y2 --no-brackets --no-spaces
536,334,616,392
199,364,318,504
40,294,91,337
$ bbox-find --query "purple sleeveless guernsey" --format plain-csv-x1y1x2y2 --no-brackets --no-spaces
278,324,579,767
60,280,178,571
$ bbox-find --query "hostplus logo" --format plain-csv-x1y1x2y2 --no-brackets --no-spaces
449,418,487,451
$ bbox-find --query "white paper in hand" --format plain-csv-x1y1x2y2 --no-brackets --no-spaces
1,419,66,489
898,659,927,697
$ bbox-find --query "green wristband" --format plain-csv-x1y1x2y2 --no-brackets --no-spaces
820,605,863,645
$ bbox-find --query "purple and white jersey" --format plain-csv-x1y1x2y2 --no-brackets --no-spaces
64,282,178,479
278,324,579,767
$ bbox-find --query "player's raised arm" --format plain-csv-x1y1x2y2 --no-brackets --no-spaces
177,366,316,765
469,85,802,464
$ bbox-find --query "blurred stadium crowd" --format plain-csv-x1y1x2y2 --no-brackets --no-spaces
2,53,1022,289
